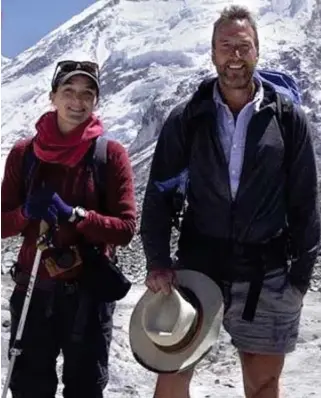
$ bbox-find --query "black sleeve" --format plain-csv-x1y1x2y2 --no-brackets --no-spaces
286,105,321,292
140,102,189,270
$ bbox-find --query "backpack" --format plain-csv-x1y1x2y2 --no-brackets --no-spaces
22,135,109,210
155,69,302,230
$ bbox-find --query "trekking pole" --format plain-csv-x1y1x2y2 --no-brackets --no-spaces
1,220,53,398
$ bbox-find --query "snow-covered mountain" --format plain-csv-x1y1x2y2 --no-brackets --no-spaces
1,0,321,187
1,56,11,68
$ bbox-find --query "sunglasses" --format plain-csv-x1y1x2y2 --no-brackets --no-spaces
51,60,100,89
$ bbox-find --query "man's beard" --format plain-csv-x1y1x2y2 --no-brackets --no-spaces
217,63,255,89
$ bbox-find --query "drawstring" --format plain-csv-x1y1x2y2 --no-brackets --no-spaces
222,281,233,314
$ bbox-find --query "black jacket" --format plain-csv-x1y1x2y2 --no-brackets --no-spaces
141,78,320,290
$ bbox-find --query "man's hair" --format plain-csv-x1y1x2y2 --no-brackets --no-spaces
211,5,259,51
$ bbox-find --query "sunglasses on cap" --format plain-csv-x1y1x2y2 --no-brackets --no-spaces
51,60,100,91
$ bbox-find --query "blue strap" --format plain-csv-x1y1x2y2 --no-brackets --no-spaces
22,140,39,196
154,168,189,193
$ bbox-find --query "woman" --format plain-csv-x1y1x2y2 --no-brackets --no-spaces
1,60,136,398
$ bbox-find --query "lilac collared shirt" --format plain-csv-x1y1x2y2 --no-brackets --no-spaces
213,80,264,199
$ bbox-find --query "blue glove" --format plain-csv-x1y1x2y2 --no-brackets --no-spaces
23,188,73,225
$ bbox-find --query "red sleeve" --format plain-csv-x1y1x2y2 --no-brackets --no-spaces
76,140,137,246
1,140,31,238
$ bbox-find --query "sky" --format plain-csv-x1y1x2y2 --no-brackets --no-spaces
1,0,96,58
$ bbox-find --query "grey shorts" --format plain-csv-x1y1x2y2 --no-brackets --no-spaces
222,270,304,355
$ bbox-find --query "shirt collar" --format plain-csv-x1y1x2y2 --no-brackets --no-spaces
213,76,264,112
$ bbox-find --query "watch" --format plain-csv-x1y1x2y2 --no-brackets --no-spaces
69,207,88,223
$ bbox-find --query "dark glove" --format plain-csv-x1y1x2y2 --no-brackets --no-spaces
22,188,73,225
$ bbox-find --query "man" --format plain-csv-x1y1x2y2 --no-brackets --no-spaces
140,5,320,398
1,60,136,397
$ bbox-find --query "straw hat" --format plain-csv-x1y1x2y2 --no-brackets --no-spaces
129,270,224,373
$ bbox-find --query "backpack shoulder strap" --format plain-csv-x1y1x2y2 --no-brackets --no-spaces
92,135,109,211
93,135,108,164
275,93,294,170
21,139,38,197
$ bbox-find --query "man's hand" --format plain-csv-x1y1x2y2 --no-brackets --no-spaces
288,272,309,296
145,268,177,295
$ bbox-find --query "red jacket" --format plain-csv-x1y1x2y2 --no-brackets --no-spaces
1,138,137,280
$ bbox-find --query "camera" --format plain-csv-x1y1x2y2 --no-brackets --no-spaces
44,246,82,277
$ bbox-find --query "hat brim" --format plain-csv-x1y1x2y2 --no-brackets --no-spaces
129,270,224,373
58,70,99,91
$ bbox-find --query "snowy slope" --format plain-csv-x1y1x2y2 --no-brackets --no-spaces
1,56,11,67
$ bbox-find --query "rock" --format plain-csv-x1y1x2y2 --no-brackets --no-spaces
1,309,11,328
3,252,16,262
2,261,14,275
223,382,235,388
2,319,10,328
1,297,10,311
